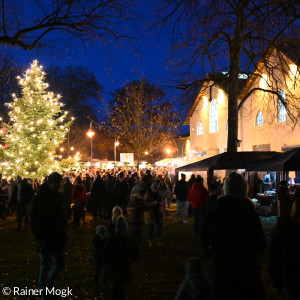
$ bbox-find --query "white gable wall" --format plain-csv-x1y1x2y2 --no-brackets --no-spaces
189,51,300,156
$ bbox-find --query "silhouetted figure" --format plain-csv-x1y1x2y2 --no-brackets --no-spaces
175,257,212,300
188,176,208,235
276,180,290,217
113,173,130,214
90,174,106,221
72,176,87,228
201,172,266,300
104,216,139,300
269,197,300,300
92,225,108,289
174,173,189,223
17,177,34,230
30,172,67,295
62,177,73,221
144,182,163,246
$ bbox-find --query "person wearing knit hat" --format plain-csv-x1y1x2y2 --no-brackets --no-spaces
174,257,212,300
92,225,108,288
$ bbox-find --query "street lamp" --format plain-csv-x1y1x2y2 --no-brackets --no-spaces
87,122,95,165
114,140,120,162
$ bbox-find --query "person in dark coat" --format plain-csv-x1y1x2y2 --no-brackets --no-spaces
92,225,108,288
142,169,153,190
2,178,18,220
201,172,266,300
84,173,91,193
104,216,139,300
90,174,106,221
17,177,35,230
269,197,300,300
113,173,130,215
175,257,212,300
105,174,115,218
174,173,189,223
62,177,73,221
30,172,67,292
144,182,163,246
276,180,290,217
187,174,196,191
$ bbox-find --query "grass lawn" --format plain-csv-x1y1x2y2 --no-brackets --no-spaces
0,212,284,300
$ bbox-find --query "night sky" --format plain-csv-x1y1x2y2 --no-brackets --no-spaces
2,13,180,111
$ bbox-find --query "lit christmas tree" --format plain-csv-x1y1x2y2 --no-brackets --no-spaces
1,60,72,179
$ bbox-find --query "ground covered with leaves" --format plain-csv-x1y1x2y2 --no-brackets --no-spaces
0,213,284,300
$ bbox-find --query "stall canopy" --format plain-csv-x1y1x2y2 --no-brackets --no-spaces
246,147,300,171
175,151,280,172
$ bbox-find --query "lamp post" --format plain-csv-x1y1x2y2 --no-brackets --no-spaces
114,139,119,162
87,122,95,165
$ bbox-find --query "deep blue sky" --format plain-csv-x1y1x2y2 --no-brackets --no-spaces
3,23,181,112
0,1,188,133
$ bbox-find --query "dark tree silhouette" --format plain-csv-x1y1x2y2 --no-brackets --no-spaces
157,0,300,152
103,78,181,165
0,0,134,50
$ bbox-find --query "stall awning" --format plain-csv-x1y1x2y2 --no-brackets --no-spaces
246,148,300,171
175,151,280,172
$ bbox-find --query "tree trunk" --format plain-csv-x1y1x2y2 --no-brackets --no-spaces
227,1,246,153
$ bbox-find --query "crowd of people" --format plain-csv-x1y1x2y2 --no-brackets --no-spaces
0,168,300,300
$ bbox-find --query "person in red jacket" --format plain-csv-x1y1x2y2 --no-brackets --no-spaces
72,176,87,228
188,176,208,235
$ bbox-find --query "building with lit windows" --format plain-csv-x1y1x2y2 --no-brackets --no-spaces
184,40,300,160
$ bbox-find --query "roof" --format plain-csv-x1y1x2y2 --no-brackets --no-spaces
175,132,190,139
175,151,280,172
275,39,300,66
183,73,247,125
246,148,300,171
239,39,300,102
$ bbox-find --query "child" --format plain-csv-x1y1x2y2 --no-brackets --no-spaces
107,206,123,237
104,216,139,300
175,257,212,300
92,225,108,288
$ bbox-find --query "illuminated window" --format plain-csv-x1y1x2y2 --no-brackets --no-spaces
256,111,264,126
290,64,298,79
260,74,268,89
197,121,204,135
209,99,218,133
277,90,287,123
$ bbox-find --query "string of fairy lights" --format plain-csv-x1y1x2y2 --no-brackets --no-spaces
0,60,80,179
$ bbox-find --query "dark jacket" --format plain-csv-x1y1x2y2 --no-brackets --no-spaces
113,180,130,207
63,180,73,205
174,179,189,202
145,190,163,225
175,273,212,300
104,234,139,284
20,180,35,205
30,183,67,252
91,177,106,204
201,195,266,300
92,235,107,265
269,213,300,292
